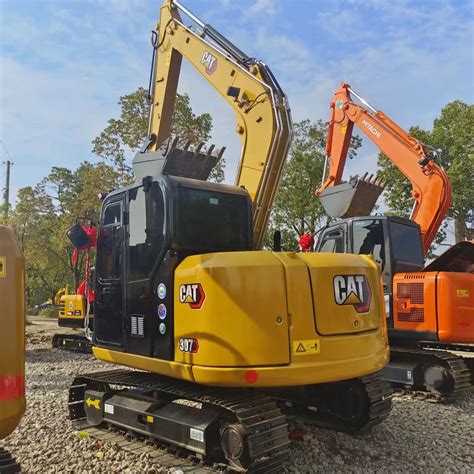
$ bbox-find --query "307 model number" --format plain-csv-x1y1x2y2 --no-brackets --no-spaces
179,337,199,353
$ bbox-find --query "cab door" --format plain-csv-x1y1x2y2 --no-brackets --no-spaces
125,183,167,357
94,195,126,349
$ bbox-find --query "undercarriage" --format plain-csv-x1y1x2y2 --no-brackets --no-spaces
383,346,473,402
68,370,392,472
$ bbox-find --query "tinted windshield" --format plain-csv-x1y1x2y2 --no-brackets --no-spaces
176,187,251,251
390,221,423,265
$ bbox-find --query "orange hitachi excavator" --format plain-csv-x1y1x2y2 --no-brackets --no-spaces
314,83,473,400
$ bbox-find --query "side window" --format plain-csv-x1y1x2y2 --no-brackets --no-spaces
353,219,385,271
319,229,345,253
128,183,165,281
97,202,123,280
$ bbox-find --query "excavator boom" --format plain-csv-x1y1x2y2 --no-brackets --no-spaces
317,83,452,255
136,0,292,248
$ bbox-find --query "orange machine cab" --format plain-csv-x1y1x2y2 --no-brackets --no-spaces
0,226,26,439
394,271,474,344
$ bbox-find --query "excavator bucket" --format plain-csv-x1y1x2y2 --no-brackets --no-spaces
318,174,385,218
133,136,225,181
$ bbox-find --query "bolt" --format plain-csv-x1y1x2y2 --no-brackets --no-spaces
276,316,283,324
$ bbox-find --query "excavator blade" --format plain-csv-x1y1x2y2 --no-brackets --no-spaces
318,173,385,218
133,136,225,181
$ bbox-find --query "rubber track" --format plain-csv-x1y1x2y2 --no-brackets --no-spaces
359,371,393,431
0,447,20,473
279,371,392,433
68,369,290,472
72,421,216,473
52,334,93,353
391,347,473,402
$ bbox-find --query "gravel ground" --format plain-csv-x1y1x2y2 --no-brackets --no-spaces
2,318,473,473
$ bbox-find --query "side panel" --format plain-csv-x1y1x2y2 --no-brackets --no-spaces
0,226,25,439
393,272,438,335
298,252,383,336
174,251,289,367
437,272,474,343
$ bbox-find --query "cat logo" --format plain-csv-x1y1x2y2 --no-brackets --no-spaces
179,283,206,309
201,51,217,75
333,275,371,313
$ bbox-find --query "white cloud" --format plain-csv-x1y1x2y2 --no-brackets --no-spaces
1,0,472,209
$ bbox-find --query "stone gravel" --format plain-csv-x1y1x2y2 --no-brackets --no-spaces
3,320,473,473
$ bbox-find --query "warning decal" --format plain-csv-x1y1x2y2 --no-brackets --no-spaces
293,339,320,356
0,256,5,278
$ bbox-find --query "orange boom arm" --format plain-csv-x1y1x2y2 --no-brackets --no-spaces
317,83,452,255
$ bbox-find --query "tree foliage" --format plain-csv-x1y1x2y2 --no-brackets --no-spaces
11,87,219,307
9,163,122,307
378,101,473,246
92,87,223,181
265,119,362,250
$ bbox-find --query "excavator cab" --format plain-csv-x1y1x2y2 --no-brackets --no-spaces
93,173,252,356
316,215,424,329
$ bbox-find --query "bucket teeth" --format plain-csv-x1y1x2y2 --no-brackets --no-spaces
318,170,386,218
133,135,225,181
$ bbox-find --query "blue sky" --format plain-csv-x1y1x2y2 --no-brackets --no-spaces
1,0,473,231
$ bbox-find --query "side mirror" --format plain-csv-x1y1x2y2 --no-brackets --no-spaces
273,230,281,252
67,223,93,250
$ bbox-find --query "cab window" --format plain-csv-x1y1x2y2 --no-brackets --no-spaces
319,229,345,253
128,183,166,281
352,219,385,271
97,201,123,280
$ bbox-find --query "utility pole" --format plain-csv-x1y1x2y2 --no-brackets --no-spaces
2,160,12,223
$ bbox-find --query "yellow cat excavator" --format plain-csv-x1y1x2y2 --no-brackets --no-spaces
67,2,392,471
0,226,25,472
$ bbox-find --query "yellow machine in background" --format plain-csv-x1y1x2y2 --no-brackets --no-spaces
54,286,69,306
58,294,93,329
0,226,25,472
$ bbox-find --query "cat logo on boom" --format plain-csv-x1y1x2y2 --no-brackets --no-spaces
333,275,371,313
201,51,217,75
179,283,206,309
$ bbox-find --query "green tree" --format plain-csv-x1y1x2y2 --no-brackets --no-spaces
265,119,362,250
378,101,473,246
9,162,122,307
92,87,223,181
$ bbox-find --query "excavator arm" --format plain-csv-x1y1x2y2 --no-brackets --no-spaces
137,0,292,249
317,83,452,255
